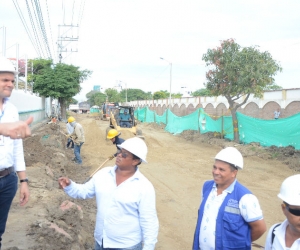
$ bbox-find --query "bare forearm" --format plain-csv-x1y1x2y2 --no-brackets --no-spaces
250,219,267,241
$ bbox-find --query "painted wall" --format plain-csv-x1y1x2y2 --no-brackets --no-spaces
130,88,300,120
9,90,51,124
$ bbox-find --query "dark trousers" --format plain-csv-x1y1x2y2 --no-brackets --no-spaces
66,138,74,148
0,172,18,249
74,142,84,164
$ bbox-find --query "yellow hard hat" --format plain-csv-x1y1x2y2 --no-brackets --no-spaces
68,116,75,123
107,129,120,139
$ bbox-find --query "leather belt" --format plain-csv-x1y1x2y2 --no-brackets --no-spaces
0,167,15,178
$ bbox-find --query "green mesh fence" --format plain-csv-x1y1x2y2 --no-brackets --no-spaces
155,110,167,124
165,109,199,134
237,112,300,149
134,107,300,149
198,109,233,140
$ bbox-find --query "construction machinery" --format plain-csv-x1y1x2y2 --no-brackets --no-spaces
107,106,142,137
100,102,117,121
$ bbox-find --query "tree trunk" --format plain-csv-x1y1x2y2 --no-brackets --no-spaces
59,98,67,120
226,97,240,143
230,107,239,143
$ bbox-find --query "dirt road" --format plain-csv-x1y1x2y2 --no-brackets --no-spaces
3,114,297,249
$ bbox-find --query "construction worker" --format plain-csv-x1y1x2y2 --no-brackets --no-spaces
264,174,300,250
119,109,132,128
67,116,85,165
0,57,31,248
193,147,266,250
58,137,159,250
106,129,124,160
66,121,74,149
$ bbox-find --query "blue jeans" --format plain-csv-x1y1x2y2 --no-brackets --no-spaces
120,121,131,128
74,142,84,164
66,138,74,148
0,172,18,249
94,241,142,250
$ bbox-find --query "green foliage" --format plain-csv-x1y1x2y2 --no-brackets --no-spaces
202,39,282,142
120,88,152,102
202,39,282,99
30,58,91,119
92,92,107,106
105,88,121,102
171,93,183,98
32,59,92,99
153,90,169,100
192,88,212,97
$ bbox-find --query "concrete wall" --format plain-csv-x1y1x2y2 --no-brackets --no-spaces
130,88,300,119
9,90,51,124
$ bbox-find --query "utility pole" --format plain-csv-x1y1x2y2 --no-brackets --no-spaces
57,25,79,63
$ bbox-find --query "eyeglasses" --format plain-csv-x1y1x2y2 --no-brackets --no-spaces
283,203,300,216
117,150,131,159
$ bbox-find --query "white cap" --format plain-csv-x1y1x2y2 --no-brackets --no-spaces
278,174,300,206
215,147,243,169
117,137,148,163
0,57,18,75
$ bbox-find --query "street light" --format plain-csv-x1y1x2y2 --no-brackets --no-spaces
160,57,172,105
119,80,127,103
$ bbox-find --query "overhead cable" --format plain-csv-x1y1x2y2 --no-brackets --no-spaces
12,0,40,56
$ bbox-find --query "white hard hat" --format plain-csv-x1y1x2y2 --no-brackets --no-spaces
117,137,148,163
215,147,243,169
278,174,300,206
0,57,18,75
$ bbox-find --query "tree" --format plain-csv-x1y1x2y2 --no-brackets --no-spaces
171,93,183,98
105,88,121,103
192,88,212,97
120,88,152,102
86,91,107,106
202,39,282,142
32,59,92,119
153,90,168,100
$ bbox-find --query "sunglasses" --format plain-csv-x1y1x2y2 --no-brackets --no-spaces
284,203,300,216
117,150,131,159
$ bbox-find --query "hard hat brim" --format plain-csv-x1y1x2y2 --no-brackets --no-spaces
117,144,147,163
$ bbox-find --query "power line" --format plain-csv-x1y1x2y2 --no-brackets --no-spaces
78,0,86,26
25,0,43,57
71,0,76,25
29,0,46,57
45,0,56,59
12,0,40,56
33,0,52,58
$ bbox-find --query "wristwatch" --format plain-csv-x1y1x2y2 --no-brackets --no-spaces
20,178,29,183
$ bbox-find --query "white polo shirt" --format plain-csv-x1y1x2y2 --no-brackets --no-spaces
199,180,263,250
265,219,300,250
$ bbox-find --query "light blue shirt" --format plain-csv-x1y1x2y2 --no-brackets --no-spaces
0,99,26,171
66,122,74,134
64,166,159,250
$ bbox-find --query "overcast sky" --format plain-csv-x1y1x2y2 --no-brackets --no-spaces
1,0,300,101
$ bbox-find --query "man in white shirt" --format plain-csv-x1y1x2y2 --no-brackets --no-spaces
274,108,281,119
0,57,31,249
264,174,300,250
193,147,266,250
58,137,159,250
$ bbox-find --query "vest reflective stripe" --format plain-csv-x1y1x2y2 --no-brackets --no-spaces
224,206,240,215
193,180,253,250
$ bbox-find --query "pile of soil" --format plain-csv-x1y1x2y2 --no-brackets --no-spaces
3,115,299,249
178,130,300,172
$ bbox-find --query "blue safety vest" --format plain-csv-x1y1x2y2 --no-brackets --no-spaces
193,180,252,250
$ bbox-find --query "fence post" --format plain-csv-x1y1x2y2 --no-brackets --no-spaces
221,109,224,138
198,108,201,134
